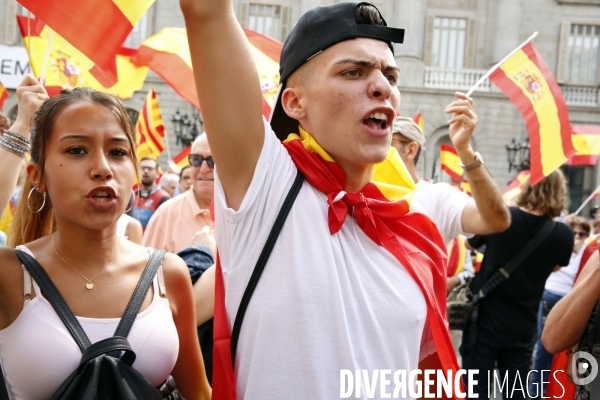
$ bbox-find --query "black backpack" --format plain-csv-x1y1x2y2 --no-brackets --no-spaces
9,248,181,400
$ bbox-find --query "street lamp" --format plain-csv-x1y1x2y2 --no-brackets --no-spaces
170,109,200,148
506,137,530,172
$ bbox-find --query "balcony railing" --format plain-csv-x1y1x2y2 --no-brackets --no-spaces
424,67,491,91
560,85,598,107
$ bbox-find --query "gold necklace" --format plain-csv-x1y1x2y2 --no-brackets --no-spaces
51,233,122,290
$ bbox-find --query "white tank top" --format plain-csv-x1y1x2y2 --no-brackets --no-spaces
0,246,179,400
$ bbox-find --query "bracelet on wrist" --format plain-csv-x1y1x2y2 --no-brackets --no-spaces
0,136,28,158
3,129,31,146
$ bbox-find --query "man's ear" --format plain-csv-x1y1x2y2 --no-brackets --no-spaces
280,87,305,121
26,162,45,192
406,142,420,161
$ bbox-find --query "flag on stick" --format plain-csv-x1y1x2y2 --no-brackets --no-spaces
414,110,424,133
131,27,281,117
17,0,154,87
136,88,167,159
486,35,575,185
440,144,464,182
17,16,147,99
0,81,8,110
171,145,191,170
566,125,600,166
502,170,530,204
574,184,600,215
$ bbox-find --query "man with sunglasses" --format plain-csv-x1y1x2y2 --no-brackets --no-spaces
143,133,214,254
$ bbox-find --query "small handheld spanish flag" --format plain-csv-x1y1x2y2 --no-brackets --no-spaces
440,144,464,182
0,80,8,110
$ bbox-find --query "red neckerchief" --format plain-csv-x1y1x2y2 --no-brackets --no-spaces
212,135,460,400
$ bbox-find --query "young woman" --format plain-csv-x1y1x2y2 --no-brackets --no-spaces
0,79,210,400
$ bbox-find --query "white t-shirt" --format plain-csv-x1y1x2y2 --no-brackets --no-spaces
214,119,432,399
545,241,586,297
414,180,473,248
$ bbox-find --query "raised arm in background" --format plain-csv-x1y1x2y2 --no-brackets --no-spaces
445,93,511,235
180,0,264,211
0,75,47,214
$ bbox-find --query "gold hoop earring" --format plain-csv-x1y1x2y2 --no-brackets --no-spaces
124,189,135,213
27,187,47,213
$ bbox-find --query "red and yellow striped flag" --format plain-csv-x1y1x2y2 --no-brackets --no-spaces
489,41,575,185
171,145,191,170
0,81,8,110
502,170,530,204
131,27,281,117
414,110,424,133
566,125,600,166
440,144,463,182
447,235,467,277
17,16,147,99
136,88,166,159
460,179,472,196
17,0,154,87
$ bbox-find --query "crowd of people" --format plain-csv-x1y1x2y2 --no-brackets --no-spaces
0,1,598,400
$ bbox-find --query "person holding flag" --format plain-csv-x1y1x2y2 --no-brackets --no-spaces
182,1,466,398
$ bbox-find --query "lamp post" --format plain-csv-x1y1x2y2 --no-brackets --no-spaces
170,109,201,148
506,137,530,172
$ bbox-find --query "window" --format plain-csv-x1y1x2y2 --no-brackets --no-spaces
565,25,600,84
432,17,467,69
558,21,600,85
240,3,290,41
424,16,476,69
561,165,594,213
123,12,149,48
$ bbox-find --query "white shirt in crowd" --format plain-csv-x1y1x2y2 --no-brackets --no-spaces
214,119,433,399
413,180,474,283
544,239,588,297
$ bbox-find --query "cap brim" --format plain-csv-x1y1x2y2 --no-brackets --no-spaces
269,83,300,141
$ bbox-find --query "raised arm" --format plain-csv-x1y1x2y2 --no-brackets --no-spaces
0,75,47,213
445,92,511,235
180,0,265,210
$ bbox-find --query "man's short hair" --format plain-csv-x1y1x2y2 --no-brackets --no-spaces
140,157,159,169
160,173,180,188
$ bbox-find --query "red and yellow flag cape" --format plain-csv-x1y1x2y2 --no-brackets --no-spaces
489,41,575,185
212,127,460,399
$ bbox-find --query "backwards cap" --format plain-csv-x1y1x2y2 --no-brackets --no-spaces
269,2,405,141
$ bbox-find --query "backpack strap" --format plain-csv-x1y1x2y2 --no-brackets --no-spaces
114,249,166,338
14,249,91,351
475,218,555,301
230,170,304,365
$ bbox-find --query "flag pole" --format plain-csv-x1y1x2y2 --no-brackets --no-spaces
27,11,32,74
466,31,539,97
164,130,172,160
39,29,54,86
574,184,600,215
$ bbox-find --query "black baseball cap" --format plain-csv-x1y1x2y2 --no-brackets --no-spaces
269,1,405,141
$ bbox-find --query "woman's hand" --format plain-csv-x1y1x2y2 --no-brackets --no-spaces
9,74,48,137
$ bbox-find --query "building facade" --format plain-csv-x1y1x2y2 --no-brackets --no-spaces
1,0,599,212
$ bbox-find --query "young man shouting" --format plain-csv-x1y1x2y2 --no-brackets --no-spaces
181,1,461,398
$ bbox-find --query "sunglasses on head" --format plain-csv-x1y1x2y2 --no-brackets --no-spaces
188,154,215,169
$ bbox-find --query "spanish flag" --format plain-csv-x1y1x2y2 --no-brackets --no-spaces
489,40,575,186
131,27,280,117
460,179,472,196
17,0,154,87
447,235,467,277
440,144,463,182
171,145,191,170
0,81,8,110
566,125,600,166
17,16,147,99
502,170,530,204
136,88,166,159
414,110,424,133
